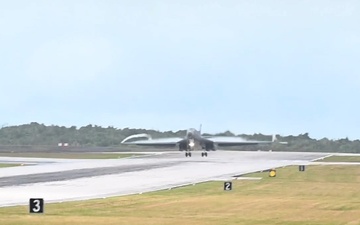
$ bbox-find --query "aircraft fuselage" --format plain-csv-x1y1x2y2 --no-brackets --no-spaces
181,128,215,151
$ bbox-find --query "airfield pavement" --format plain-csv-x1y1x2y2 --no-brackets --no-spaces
0,150,332,207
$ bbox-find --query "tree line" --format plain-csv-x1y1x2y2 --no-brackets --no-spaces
0,122,359,153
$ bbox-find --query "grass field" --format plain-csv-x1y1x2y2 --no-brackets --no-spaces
0,152,142,159
0,164,20,168
0,165,359,225
317,155,360,162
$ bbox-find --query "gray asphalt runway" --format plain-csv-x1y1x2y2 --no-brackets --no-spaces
0,145,168,153
0,161,180,187
0,150,331,207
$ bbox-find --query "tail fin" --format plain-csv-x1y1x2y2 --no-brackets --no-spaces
272,134,277,142
272,134,288,144
199,124,202,134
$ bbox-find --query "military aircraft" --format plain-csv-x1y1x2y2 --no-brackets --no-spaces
121,125,287,157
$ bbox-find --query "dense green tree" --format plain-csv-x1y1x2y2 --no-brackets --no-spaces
0,123,359,153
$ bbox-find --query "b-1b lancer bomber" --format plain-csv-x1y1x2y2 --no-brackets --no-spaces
121,125,287,157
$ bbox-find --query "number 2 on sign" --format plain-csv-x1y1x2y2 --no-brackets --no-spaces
225,183,231,190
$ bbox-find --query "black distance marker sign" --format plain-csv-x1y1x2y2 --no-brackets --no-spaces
299,165,306,172
224,181,232,191
29,198,44,214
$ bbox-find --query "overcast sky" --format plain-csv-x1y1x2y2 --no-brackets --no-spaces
1,0,359,139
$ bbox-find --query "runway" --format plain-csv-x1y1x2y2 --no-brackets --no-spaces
0,151,330,207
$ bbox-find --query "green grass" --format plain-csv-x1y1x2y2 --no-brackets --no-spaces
0,163,21,168
0,165,359,225
0,152,142,159
317,155,360,162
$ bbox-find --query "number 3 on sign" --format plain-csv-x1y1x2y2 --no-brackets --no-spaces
29,198,44,213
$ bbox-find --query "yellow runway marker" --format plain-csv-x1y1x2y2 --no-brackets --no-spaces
269,169,276,177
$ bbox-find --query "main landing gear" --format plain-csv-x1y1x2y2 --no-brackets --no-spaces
184,151,208,157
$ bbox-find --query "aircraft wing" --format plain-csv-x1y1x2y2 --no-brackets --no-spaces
203,136,283,147
121,137,185,147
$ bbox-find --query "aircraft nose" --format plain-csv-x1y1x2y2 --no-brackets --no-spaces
187,131,193,138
